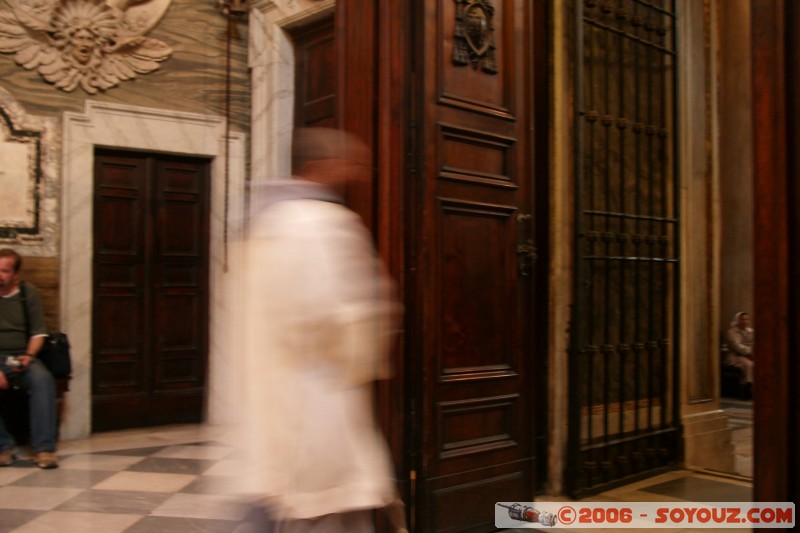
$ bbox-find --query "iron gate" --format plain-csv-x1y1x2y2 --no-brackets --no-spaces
568,0,680,496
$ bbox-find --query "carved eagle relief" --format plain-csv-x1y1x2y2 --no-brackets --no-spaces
0,0,173,93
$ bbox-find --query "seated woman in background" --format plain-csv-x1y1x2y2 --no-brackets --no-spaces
726,311,754,400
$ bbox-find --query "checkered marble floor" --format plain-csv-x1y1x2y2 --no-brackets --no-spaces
0,421,753,533
0,424,263,533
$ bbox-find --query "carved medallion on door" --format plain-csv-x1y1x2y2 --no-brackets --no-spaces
453,0,498,73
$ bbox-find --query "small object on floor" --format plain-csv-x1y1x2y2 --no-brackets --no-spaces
33,451,58,469
0,449,14,466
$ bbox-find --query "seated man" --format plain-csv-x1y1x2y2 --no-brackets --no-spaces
0,248,58,468
725,311,754,400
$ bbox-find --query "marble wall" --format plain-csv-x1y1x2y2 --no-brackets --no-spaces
0,0,251,440
0,0,339,440
717,0,755,333
678,0,737,473
0,0,251,130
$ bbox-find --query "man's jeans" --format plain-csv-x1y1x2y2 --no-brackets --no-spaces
0,358,57,453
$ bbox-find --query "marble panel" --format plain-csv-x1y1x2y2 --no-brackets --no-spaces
0,85,59,256
0,486,84,510
681,410,736,474
125,516,239,533
58,454,146,472
10,468,114,489
153,444,237,461
0,509,41,531
91,471,197,493
56,489,171,515
642,476,751,502
151,492,251,521
126,457,218,476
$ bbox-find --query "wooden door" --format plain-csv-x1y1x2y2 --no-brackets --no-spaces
292,16,337,130
411,1,539,530
92,150,210,432
290,15,375,227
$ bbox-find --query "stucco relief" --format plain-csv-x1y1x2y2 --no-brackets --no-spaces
0,0,173,94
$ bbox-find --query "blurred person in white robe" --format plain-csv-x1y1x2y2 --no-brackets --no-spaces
238,128,405,532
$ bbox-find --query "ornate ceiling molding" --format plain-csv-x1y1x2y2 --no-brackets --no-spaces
0,0,174,94
254,0,333,28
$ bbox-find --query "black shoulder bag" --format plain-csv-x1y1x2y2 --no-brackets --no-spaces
19,282,72,379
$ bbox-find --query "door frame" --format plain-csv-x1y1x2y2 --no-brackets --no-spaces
334,0,411,489
751,0,800,503
60,101,246,440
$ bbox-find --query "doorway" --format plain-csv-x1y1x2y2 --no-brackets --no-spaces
91,149,211,432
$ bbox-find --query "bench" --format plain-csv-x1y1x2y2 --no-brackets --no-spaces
720,361,742,398
0,377,70,444
720,340,743,398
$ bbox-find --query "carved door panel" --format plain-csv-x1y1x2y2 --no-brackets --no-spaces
292,16,337,130
92,151,210,432
290,15,374,226
411,1,539,530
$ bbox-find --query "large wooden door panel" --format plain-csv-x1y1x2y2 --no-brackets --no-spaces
93,156,147,397
437,200,518,379
292,17,337,130
93,151,210,432
415,0,536,531
335,0,545,528
153,159,209,392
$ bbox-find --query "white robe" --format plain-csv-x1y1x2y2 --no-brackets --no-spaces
238,196,400,521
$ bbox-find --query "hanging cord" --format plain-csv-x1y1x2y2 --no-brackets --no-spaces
223,12,233,273
217,1,249,272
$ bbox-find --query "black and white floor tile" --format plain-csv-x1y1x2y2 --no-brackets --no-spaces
0,426,262,533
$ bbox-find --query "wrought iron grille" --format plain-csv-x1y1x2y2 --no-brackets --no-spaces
568,0,680,496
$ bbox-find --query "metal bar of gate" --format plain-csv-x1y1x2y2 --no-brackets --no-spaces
569,0,679,497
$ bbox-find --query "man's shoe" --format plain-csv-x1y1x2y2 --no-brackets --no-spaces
33,451,58,469
0,449,14,467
